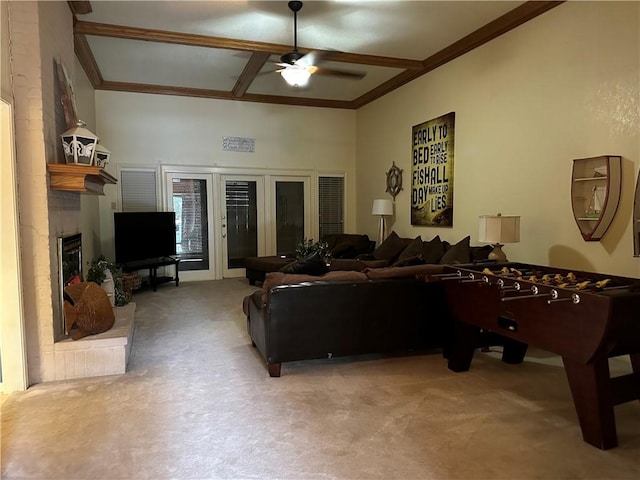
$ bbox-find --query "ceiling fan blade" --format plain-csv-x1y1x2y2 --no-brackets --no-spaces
312,66,366,80
296,50,324,68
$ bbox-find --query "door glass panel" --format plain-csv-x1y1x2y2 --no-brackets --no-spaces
172,178,209,271
275,181,305,255
225,180,258,269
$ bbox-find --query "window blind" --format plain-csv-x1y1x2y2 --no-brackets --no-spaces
318,176,344,239
121,170,157,212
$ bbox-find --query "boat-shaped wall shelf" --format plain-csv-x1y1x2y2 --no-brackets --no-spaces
571,155,621,242
47,164,117,195
634,168,640,256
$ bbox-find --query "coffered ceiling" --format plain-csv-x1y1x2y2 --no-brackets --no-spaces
70,1,562,109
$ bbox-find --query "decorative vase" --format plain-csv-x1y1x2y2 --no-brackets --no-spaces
100,268,115,307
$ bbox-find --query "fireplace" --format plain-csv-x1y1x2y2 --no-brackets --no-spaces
58,233,82,334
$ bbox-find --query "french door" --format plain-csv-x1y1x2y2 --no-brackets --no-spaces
163,170,314,280
221,175,266,278
165,172,215,281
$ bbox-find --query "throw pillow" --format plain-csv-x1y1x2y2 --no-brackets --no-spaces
373,231,407,262
322,234,340,252
421,236,445,264
393,255,423,267
280,250,329,276
331,234,371,258
470,245,493,263
393,236,423,266
439,236,471,264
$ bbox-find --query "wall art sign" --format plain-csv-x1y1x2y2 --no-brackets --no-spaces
411,112,455,226
222,136,255,153
55,58,79,129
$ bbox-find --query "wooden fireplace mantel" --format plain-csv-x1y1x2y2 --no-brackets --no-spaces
47,163,117,195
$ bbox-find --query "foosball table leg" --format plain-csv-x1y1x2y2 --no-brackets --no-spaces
562,355,617,450
447,320,481,372
501,338,528,364
631,352,640,376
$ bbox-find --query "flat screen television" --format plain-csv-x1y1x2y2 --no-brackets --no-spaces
114,212,177,264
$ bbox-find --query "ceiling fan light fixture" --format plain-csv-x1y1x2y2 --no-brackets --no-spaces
281,67,311,87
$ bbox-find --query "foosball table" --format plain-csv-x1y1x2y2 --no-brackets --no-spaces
431,263,640,450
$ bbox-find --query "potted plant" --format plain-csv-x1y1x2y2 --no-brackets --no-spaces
86,256,128,306
295,238,331,264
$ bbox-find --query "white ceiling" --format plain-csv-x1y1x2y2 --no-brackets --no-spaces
72,1,559,108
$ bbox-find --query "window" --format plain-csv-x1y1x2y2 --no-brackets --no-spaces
318,176,344,239
120,170,157,212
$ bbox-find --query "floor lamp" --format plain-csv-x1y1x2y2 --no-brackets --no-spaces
372,199,394,246
478,213,520,262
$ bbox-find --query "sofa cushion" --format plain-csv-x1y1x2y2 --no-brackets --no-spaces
328,258,388,271
280,250,329,276
421,236,445,264
364,264,445,280
439,236,471,264
245,256,295,272
243,289,264,314
262,270,369,301
373,231,407,262
393,236,423,266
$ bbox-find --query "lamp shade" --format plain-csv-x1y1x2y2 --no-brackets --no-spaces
479,214,520,244
281,66,311,87
372,199,393,216
60,120,98,165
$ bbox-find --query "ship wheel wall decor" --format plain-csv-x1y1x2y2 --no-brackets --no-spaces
385,162,403,200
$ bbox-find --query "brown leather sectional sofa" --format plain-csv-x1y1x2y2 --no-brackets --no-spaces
244,266,450,377
242,233,494,376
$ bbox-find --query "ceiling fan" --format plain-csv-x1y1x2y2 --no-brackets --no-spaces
275,1,366,87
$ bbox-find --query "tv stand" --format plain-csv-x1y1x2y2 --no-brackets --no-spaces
122,257,180,292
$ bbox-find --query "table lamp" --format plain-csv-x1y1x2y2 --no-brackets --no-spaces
478,213,520,262
372,199,394,245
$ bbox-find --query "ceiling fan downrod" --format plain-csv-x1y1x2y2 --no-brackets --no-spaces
282,1,304,65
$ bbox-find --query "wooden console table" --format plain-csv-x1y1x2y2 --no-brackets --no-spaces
122,257,180,291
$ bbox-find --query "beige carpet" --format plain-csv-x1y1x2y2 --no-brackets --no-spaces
1,278,639,480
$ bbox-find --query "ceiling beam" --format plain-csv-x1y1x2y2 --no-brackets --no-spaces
232,52,271,98
67,1,92,15
74,33,103,88
74,0,564,110
73,21,423,70
99,81,355,109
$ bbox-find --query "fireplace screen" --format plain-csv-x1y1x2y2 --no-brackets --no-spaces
58,233,82,333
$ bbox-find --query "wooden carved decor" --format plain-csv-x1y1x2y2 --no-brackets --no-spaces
570,155,621,242
385,162,403,200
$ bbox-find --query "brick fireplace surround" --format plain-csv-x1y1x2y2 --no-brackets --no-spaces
8,2,108,383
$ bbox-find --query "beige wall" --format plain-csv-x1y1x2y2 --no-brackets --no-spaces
95,91,357,259
356,1,640,277
74,57,100,265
